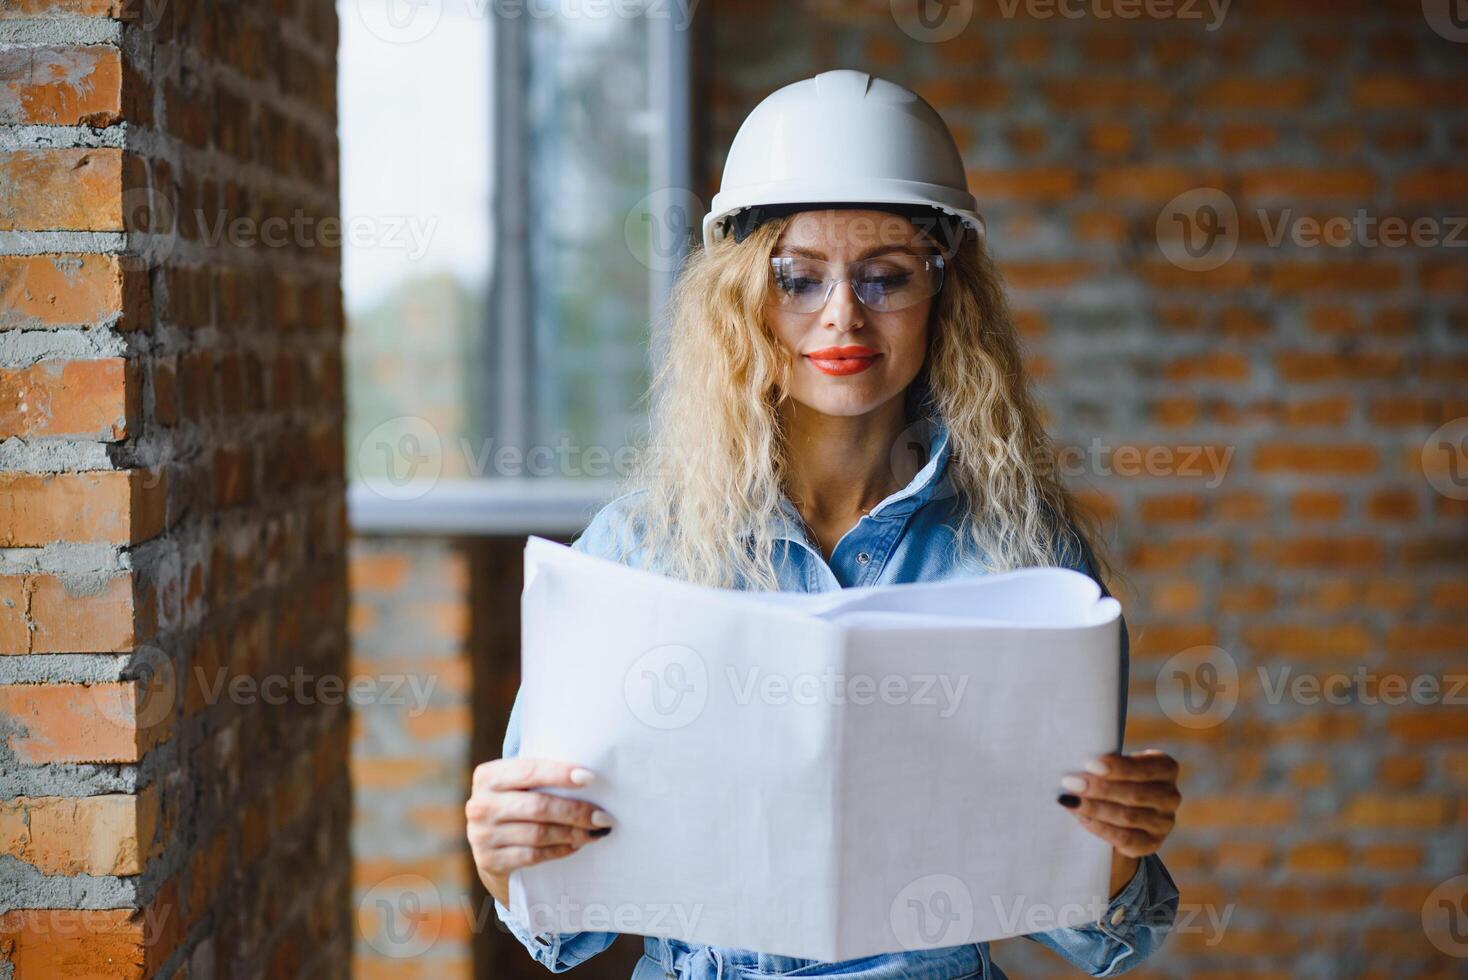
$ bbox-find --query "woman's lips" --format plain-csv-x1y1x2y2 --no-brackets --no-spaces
805,345,881,377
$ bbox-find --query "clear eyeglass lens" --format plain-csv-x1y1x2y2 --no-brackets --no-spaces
769,254,945,313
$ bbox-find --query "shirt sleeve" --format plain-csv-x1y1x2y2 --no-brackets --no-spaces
491,690,619,970
1021,852,1181,976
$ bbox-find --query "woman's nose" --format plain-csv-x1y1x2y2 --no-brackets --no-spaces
820,279,865,331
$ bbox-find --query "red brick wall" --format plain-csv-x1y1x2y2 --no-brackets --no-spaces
706,2,1468,976
1,2,350,977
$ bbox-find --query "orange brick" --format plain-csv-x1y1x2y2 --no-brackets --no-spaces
0,907,151,979
1186,795,1296,828
0,468,166,545
1240,168,1374,199
1289,490,1345,521
0,254,138,329
0,358,136,439
1340,794,1451,828
0,785,159,875
347,553,410,592
0,573,148,654
1198,76,1316,109
1253,443,1378,475
1241,624,1371,659
1286,841,1350,874
1094,166,1219,201
966,168,1077,202
0,46,122,126
1163,352,1250,382
0,681,166,764
0,148,123,231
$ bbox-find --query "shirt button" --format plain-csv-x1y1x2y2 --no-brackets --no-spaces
1110,905,1126,926
855,552,871,565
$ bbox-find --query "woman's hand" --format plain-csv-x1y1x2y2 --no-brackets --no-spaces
465,758,613,906
1058,749,1181,895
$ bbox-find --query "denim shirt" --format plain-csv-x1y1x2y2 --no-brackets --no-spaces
494,422,1180,978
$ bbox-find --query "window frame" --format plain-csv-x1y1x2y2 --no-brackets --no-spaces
347,7,692,536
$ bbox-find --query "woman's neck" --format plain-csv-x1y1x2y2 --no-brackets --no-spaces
780,395,920,553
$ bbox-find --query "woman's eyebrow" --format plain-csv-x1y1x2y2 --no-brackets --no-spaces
772,244,923,259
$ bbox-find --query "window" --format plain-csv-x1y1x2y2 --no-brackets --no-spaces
339,0,691,533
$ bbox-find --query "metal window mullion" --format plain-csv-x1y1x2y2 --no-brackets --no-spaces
489,9,533,460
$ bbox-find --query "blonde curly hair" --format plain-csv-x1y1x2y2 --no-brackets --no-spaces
614,214,1109,592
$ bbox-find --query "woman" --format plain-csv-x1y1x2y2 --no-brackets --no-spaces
466,70,1181,978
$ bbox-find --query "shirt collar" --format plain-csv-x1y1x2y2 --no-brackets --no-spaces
768,420,953,545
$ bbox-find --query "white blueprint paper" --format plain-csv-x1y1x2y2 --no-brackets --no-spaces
509,535,1123,961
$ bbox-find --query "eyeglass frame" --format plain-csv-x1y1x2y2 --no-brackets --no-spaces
764,251,948,314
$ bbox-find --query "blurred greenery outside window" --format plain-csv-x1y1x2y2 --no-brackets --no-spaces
339,0,690,532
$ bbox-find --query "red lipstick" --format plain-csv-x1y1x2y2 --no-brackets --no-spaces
805,345,881,376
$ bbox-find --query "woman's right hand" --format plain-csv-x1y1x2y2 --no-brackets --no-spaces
465,758,613,906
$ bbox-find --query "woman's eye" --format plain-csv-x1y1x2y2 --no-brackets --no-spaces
777,274,823,294
860,273,912,293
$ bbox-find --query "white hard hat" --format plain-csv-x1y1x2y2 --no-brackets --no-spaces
702,69,984,250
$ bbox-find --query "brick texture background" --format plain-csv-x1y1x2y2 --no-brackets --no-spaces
0,1,350,978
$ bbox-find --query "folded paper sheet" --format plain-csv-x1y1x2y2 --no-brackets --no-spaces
509,535,1123,961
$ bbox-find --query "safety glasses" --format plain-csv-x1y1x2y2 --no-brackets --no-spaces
767,252,946,314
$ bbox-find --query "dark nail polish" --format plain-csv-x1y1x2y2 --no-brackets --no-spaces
589,827,612,837
1057,794,1081,809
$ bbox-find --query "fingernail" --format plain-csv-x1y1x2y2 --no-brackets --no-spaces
570,768,595,786
1060,775,1087,793
1084,759,1109,776
589,827,612,838
1057,794,1081,809
591,809,614,827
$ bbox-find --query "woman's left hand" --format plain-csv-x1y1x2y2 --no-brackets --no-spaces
1058,749,1181,858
